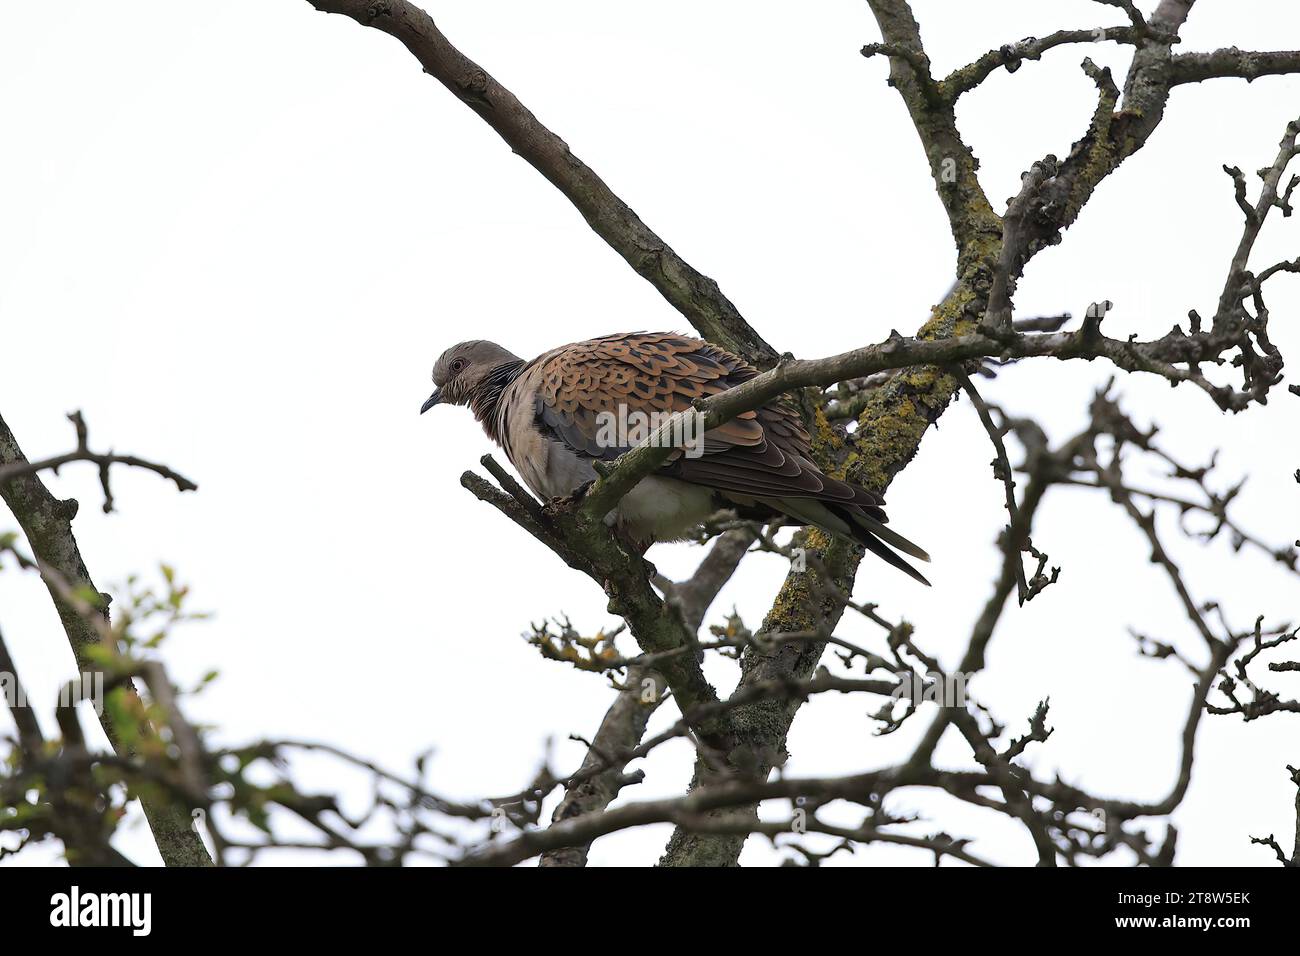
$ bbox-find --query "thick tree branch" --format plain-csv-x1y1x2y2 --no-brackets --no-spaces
0,413,212,866
535,665,666,867
662,0,1219,866
940,26,1147,101
537,527,753,867
863,0,1001,267
1171,47,1300,86
303,0,1298,867
460,461,724,743
305,0,777,366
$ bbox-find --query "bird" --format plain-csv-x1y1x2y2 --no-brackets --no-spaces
420,332,930,584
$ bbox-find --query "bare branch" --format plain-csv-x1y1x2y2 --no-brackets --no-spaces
0,411,211,866
460,459,725,743
864,0,1000,261
538,527,753,866
0,623,46,754
0,412,197,513
1172,48,1300,86
304,0,777,366
940,27,1147,101
984,157,1058,335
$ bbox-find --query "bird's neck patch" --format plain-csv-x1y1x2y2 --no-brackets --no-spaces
471,359,525,444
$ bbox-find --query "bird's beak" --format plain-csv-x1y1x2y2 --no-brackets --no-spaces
419,389,442,415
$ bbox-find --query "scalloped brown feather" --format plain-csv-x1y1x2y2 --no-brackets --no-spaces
514,332,930,583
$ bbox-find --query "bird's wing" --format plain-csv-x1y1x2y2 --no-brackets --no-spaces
528,332,878,508
526,331,929,579
527,332,757,456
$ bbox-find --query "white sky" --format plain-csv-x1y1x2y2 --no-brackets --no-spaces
1,0,1297,866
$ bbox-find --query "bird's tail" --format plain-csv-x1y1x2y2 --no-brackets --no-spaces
842,508,931,587
760,496,932,586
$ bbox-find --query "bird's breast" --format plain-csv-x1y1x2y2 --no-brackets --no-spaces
494,368,714,542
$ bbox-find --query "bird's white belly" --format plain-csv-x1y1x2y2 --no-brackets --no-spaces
613,475,716,543
507,433,713,543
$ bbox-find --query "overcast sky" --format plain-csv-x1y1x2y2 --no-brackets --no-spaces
2,0,1298,866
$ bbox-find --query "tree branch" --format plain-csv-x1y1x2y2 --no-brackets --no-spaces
0,412,197,513
304,0,777,366
0,412,212,866
939,26,1147,101
1171,47,1300,86
537,527,753,866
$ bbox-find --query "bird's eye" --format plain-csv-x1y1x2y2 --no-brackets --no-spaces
450,358,466,374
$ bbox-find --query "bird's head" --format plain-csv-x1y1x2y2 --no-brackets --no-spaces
421,340,523,414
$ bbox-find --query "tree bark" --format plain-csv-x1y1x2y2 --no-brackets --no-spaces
0,413,212,866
